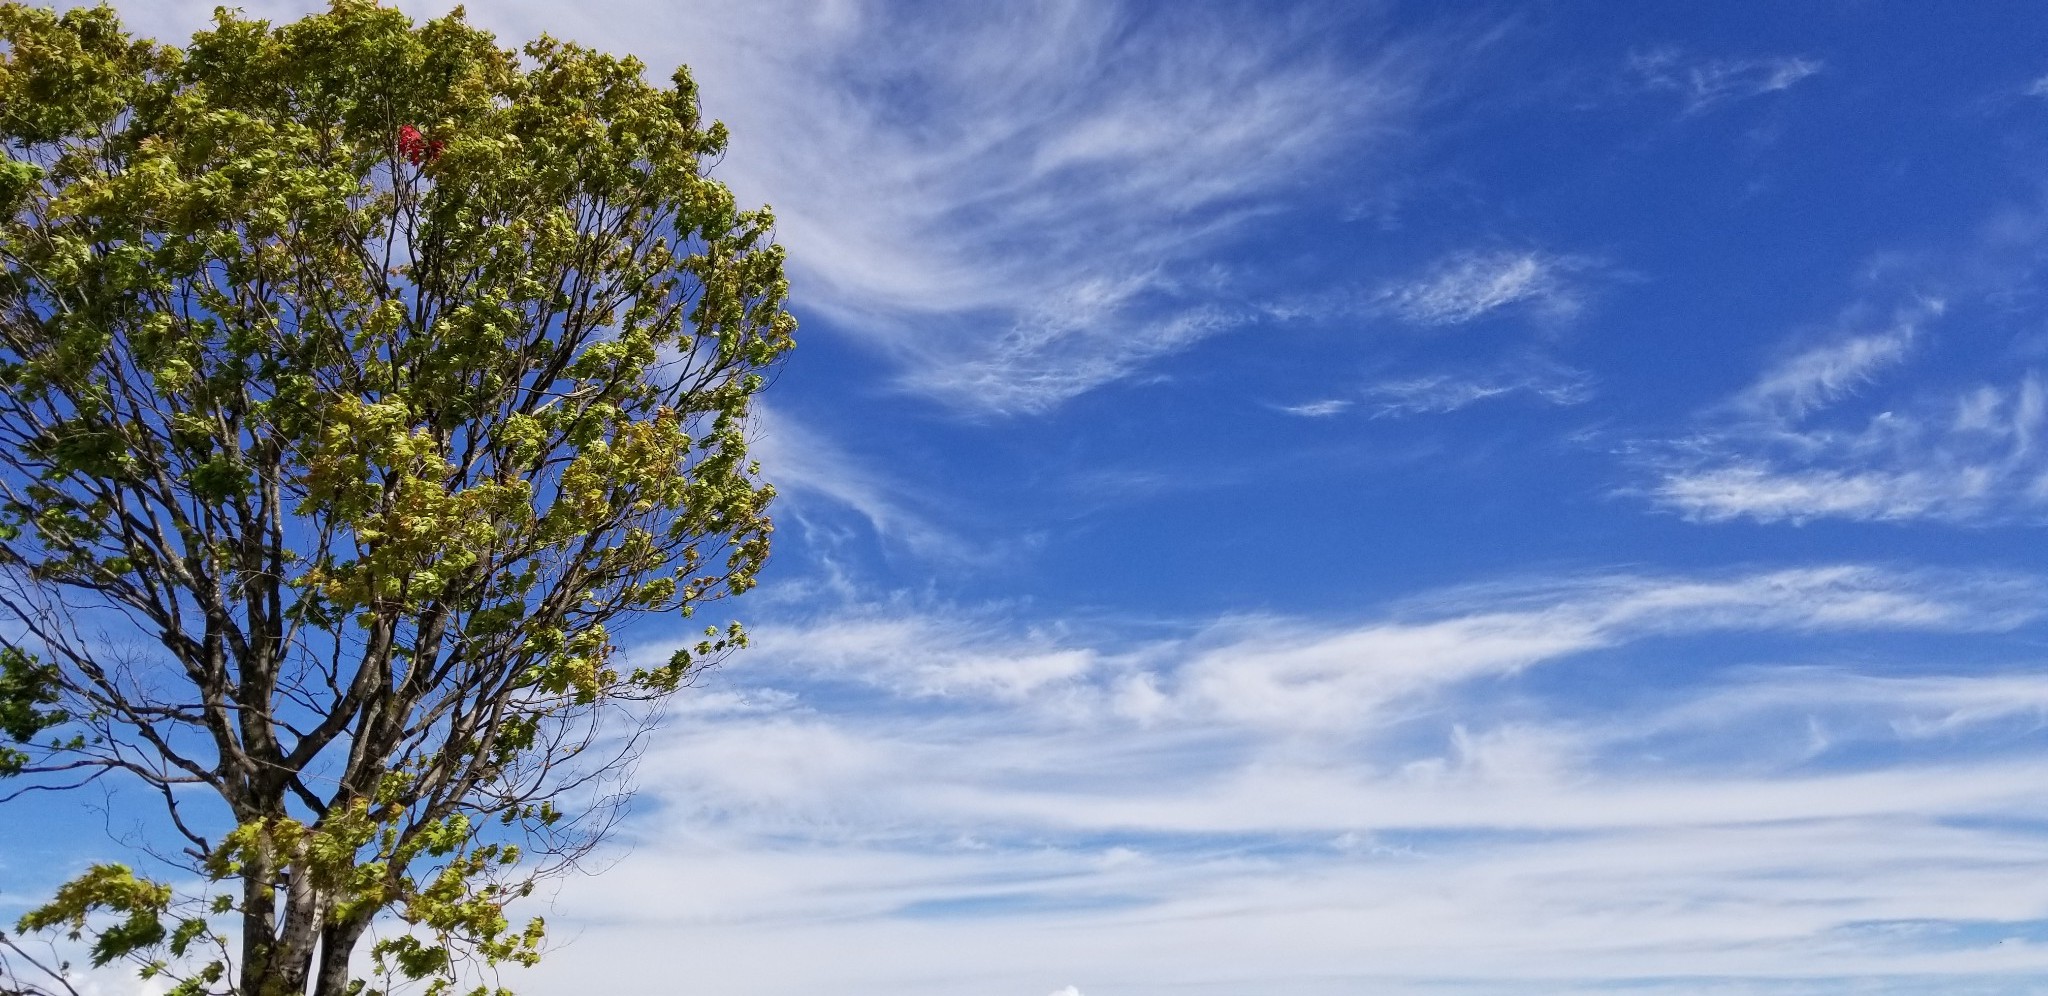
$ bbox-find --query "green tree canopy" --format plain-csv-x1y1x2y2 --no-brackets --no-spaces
0,3,794,993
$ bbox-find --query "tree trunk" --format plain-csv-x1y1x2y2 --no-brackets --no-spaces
237,851,278,996
311,914,373,996
238,853,339,995
263,871,327,996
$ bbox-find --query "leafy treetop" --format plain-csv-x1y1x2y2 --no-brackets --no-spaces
0,3,794,994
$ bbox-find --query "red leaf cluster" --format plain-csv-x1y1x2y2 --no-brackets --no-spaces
397,124,446,165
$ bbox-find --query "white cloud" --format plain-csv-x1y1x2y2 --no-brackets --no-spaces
720,564,2041,729
1656,463,1953,524
1265,355,1593,422
748,405,1007,563
1362,363,1593,417
1624,668,2048,747
1656,371,2048,524
1379,251,1587,326
1645,301,2048,524
1275,399,1354,418
532,813,2048,993
749,611,1105,703
1154,566,2036,732
1631,48,1825,113
520,564,2048,995
630,0,1419,414
1732,315,1924,419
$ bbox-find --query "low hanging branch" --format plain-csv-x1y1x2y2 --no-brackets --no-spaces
0,3,795,994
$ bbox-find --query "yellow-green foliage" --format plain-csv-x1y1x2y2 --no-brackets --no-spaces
0,2,793,993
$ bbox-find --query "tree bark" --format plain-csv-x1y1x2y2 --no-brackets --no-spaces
311,914,373,996
238,864,277,996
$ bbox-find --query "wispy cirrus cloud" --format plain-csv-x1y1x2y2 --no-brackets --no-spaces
1274,398,1354,418
1630,48,1825,113
749,611,1105,703
1378,250,1590,326
1626,667,2048,749
1271,358,1591,420
1362,362,1594,417
1646,301,2048,524
746,405,970,559
620,0,1423,414
709,564,2042,731
1731,314,1924,419
1272,249,1600,419
1146,565,2036,731
527,564,2048,996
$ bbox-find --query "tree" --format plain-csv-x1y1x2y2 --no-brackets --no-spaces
0,3,795,993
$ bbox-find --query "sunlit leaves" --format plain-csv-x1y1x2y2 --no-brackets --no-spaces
0,0,795,992
15,865,172,968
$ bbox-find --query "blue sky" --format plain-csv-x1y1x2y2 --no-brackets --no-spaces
14,1,2048,994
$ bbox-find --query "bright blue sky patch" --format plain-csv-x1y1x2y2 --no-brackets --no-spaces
14,1,2048,994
